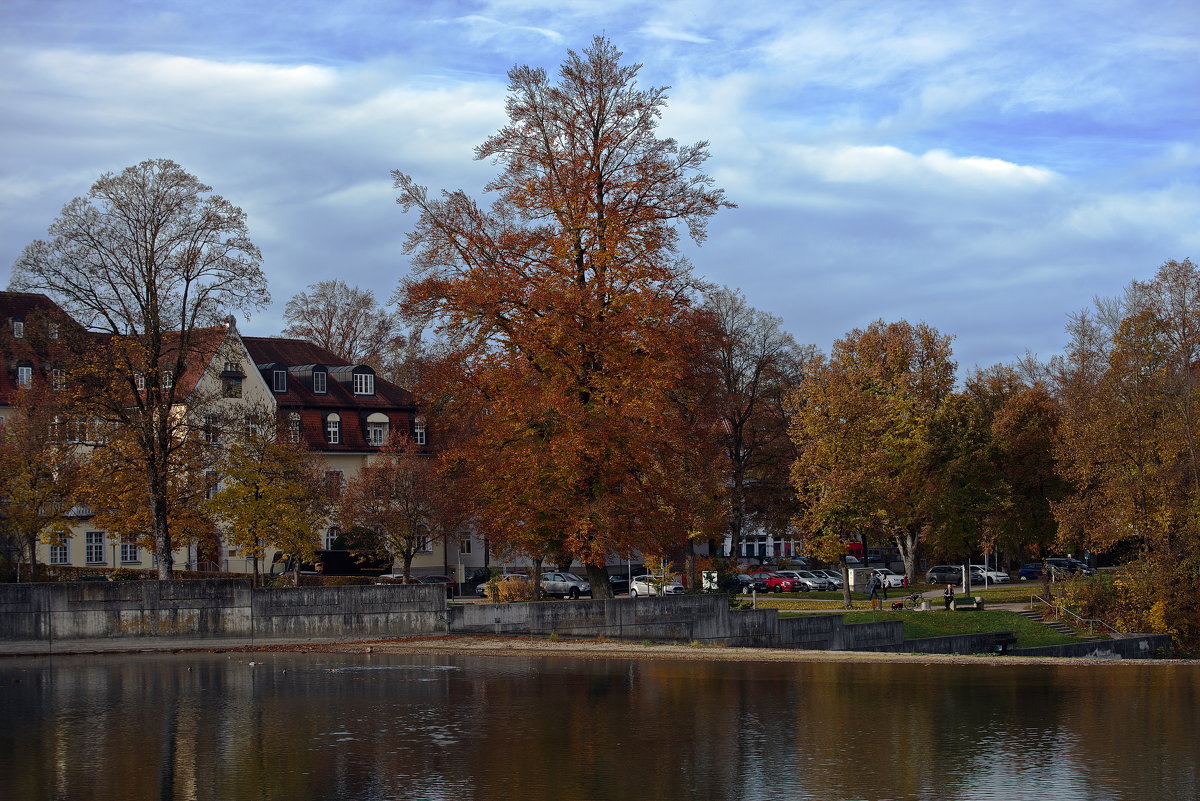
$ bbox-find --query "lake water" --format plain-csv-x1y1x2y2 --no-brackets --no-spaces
1,650,1196,801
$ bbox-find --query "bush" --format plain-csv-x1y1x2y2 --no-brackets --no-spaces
107,567,139,581
495,577,534,603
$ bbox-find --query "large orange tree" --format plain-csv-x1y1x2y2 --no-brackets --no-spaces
392,37,730,595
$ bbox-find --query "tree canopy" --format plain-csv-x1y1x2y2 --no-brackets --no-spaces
393,37,731,593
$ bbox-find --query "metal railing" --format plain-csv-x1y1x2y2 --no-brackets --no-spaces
1031,595,1124,638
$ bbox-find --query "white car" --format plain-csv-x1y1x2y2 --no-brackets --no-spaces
871,568,906,588
629,574,685,597
969,565,1011,583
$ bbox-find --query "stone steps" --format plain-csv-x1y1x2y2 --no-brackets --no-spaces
1016,609,1100,640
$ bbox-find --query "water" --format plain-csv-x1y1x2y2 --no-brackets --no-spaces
1,650,1196,800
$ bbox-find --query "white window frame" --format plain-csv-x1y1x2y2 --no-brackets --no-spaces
135,372,146,390
52,369,65,391
17,365,33,389
85,531,105,565
326,415,340,444
413,417,427,446
161,370,173,390
288,413,301,443
325,526,340,550
367,420,388,447
205,470,219,500
353,372,374,395
120,536,139,564
312,371,327,394
49,323,59,340
203,415,220,445
459,537,472,555
12,320,24,339
273,370,287,393
49,541,70,565
244,414,261,439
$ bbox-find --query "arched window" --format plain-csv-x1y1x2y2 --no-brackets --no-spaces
366,412,389,446
288,412,302,443
325,413,341,445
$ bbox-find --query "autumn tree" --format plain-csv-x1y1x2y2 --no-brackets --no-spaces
700,287,811,558
10,159,268,578
392,37,731,597
203,409,328,586
0,383,83,581
789,320,955,595
1053,259,1200,644
338,435,446,580
281,280,413,383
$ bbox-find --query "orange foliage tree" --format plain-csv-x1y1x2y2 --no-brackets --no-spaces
392,37,731,596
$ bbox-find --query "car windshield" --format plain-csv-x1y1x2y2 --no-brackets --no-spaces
560,573,582,581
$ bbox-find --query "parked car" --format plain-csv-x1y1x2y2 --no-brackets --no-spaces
608,574,631,595
969,564,1011,583
870,568,906,588
721,573,769,594
420,575,458,596
540,571,592,599
776,570,827,591
926,565,977,585
629,574,685,597
814,569,845,590
762,573,804,593
1016,558,1096,581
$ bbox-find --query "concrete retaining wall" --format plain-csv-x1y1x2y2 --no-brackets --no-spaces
0,580,447,644
1010,634,1172,659
448,595,904,650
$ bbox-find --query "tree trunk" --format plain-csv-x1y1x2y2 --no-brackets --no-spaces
895,527,919,585
531,556,544,600
24,534,39,583
840,562,853,609
585,563,613,599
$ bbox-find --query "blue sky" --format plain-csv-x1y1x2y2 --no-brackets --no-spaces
2,0,1197,373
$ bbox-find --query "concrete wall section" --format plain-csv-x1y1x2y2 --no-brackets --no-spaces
1010,634,1172,659
0,580,448,643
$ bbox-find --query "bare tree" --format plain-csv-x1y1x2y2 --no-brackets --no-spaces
10,158,267,578
702,287,811,558
281,280,409,379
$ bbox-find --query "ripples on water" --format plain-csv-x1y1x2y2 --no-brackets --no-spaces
0,652,1196,800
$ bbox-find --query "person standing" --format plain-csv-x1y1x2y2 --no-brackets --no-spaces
880,572,889,601
943,583,954,610
867,573,879,607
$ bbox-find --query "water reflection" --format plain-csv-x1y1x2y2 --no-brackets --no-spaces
0,651,1195,800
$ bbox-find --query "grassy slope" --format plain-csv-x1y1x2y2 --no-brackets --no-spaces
837,610,1078,648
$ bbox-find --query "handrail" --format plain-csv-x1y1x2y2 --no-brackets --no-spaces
1031,595,1124,638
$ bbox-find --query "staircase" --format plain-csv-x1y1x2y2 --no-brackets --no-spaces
1017,609,1100,640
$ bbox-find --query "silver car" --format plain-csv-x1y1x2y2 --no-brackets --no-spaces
629,574,685,597
775,570,824,591
814,569,845,590
540,571,591,599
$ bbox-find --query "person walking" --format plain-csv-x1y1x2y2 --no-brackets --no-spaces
880,572,889,601
867,573,879,608
943,583,954,611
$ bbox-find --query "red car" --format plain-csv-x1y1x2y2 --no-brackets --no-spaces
749,572,802,593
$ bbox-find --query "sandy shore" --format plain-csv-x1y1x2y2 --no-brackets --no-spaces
234,634,1193,667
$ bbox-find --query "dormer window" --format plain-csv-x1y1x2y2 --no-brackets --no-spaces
312,370,327,394
273,370,287,393
353,372,374,396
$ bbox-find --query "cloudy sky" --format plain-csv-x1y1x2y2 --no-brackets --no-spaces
2,0,1197,373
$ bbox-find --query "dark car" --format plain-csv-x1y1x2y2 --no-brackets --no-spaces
926,565,978,585
1017,559,1096,581
720,573,769,594
608,574,630,595
419,575,458,597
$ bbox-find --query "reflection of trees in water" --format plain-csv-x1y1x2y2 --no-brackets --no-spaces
4,655,1197,800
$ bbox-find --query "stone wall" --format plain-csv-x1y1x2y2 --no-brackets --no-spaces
1010,634,1172,659
447,595,904,650
0,580,447,644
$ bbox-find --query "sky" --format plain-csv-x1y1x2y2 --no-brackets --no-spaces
2,0,1198,373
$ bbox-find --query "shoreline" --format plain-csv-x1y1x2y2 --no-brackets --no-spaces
209,635,1194,668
